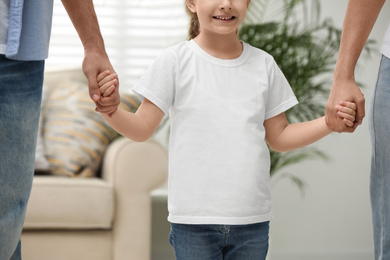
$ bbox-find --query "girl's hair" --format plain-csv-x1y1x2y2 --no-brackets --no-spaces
185,5,200,40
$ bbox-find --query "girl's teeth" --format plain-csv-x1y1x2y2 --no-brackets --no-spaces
216,16,233,20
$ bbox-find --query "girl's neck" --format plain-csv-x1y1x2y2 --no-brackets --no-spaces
194,31,243,60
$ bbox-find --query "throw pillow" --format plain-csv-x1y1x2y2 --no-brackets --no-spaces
43,80,140,177
34,86,50,172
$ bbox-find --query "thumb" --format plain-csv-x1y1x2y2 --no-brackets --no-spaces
90,88,101,102
87,74,101,102
355,95,365,125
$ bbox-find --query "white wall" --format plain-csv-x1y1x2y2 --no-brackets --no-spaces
151,1,390,259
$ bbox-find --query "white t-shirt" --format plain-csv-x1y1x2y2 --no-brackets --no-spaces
0,0,10,54
133,40,298,225
381,24,390,59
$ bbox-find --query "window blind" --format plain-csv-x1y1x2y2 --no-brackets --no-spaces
46,0,189,91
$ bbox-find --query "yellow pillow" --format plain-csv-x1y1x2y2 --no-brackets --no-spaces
43,80,140,177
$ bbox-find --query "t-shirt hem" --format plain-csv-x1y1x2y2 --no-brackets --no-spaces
382,49,390,60
381,24,390,59
265,96,298,120
168,213,273,225
132,86,169,115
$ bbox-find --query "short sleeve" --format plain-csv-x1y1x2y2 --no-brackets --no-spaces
265,58,298,120
132,48,176,116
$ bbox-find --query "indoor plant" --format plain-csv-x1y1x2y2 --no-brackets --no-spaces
240,0,375,193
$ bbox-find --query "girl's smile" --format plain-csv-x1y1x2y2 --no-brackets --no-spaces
212,15,237,21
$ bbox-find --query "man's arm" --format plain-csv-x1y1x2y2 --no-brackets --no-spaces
61,0,120,114
326,0,386,132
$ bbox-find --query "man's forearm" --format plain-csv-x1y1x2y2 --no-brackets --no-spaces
61,0,119,112
61,0,105,52
334,0,386,80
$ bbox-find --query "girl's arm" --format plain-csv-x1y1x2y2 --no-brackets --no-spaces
101,98,164,142
97,70,164,142
264,114,331,152
265,102,356,152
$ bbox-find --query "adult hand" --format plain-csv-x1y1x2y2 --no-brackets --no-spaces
83,48,120,115
325,78,365,133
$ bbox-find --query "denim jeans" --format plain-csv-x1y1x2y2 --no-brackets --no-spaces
169,222,269,260
0,55,44,260
370,55,390,260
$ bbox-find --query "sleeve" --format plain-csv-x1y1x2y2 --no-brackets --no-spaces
132,48,176,116
264,57,298,120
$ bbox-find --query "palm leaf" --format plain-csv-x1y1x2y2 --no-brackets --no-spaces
240,0,374,193
244,0,271,25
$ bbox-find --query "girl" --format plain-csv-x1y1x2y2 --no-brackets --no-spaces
98,0,356,259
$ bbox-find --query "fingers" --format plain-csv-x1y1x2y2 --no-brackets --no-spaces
97,70,118,97
342,118,354,127
339,100,357,111
94,92,121,114
99,79,117,96
334,100,357,131
338,111,355,124
355,96,365,125
325,99,346,133
102,85,116,97
97,70,109,82
97,70,116,84
336,101,356,122
98,70,117,90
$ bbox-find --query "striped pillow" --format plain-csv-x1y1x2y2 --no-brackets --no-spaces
42,80,140,177
35,86,51,172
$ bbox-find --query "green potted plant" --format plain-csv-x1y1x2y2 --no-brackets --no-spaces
239,0,375,193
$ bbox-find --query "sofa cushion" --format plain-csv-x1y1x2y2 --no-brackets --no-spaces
24,176,114,230
42,79,140,177
34,87,50,172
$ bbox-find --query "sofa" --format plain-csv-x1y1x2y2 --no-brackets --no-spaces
21,68,168,260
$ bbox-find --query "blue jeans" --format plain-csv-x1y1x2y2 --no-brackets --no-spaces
0,55,44,260
370,55,390,260
169,222,269,260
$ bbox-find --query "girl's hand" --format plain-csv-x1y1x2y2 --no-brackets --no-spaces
97,70,118,97
335,101,357,127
